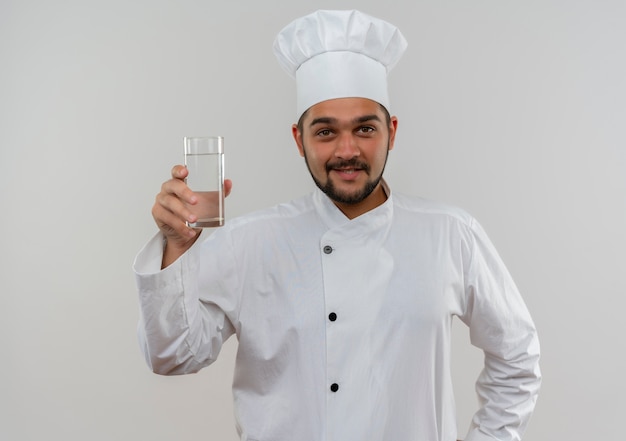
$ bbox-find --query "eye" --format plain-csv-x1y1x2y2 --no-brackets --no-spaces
316,129,333,137
356,126,375,134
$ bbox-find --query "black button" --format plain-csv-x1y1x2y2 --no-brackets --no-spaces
323,245,333,254
328,312,337,321
330,383,339,392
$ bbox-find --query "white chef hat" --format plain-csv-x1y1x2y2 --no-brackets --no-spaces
273,9,408,119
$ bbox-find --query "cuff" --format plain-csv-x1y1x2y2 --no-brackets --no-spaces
133,231,166,275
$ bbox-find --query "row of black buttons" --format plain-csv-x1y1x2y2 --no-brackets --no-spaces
325,244,339,393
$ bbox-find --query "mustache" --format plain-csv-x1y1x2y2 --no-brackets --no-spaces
326,158,371,174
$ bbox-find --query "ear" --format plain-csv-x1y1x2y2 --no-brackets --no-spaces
292,123,305,157
387,116,398,151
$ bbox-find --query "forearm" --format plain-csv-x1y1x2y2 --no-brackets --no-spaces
134,232,225,374
465,345,541,441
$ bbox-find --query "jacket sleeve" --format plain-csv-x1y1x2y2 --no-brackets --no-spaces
133,230,238,375
459,219,541,441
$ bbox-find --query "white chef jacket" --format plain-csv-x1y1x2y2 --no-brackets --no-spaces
134,183,541,441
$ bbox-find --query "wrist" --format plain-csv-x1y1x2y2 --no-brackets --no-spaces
161,233,199,269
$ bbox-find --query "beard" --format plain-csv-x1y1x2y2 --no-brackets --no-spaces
302,145,389,205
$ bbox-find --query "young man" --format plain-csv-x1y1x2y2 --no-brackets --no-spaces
135,10,541,441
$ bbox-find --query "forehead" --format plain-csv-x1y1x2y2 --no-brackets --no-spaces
303,97,384,124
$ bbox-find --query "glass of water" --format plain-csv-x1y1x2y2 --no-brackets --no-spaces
183,136,225,228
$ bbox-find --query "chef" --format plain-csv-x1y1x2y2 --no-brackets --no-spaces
134,9,541,441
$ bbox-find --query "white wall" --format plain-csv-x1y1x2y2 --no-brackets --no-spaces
1,0,624,440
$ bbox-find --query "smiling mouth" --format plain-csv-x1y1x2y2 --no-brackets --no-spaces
333,167,360,174
329,165,368,182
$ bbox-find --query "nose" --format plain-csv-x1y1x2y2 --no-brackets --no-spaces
334,133,360,159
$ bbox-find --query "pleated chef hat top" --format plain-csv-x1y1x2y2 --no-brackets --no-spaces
273,10,408,119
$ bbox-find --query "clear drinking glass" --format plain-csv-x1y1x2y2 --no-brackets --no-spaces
183,136,225,228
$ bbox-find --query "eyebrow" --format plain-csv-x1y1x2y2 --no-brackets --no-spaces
309,114,382,128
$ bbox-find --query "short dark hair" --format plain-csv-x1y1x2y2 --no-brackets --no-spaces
297,103,392,134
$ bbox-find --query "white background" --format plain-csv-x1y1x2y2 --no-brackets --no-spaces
1,0,624,440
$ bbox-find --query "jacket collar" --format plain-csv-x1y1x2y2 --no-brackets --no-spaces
313,179,393,237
